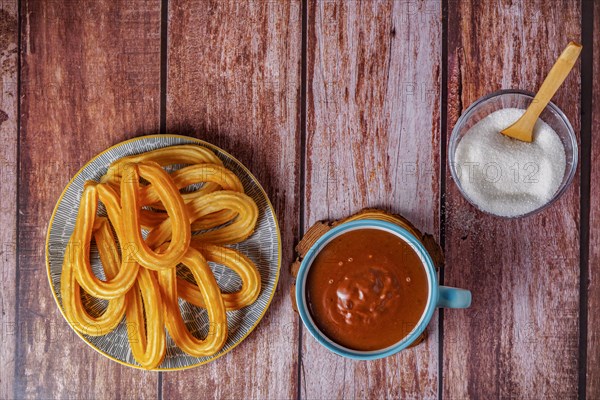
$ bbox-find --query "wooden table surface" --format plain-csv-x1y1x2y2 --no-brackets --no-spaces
0,0,598,399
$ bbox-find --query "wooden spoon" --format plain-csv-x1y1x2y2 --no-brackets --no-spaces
501,42,582,142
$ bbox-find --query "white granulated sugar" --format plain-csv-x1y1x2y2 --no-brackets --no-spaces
454,108,566,217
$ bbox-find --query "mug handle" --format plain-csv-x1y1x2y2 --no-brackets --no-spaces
437,286,471,308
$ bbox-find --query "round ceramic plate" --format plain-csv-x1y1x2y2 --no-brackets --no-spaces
46,134,281,370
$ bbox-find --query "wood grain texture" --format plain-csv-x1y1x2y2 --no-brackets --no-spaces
587,1,599,398
6,0,596,398
443,1,581,398
18,0,161,398
165,1,301,398
0,0,17,398
303,1,441,398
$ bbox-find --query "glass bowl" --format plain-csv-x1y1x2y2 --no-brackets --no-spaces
448,89,578,218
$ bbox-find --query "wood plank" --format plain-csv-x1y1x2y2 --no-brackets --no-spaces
303,1,441,398
0,0,18,398
587,1,599,397
164,1,301,398
18,0,161,397
444,1,581,398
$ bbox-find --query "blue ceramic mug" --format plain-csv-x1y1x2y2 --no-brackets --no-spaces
295,219,471,360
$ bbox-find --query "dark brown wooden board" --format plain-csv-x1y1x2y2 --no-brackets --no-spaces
302,1,441,398
587,1,599,398
0,0,17,398
443,1,582,398
17,0,161,398
164,1,301,398
4,0,598,398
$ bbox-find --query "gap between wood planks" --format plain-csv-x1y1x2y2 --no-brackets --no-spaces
158,0,169,398
297,0,309,399
578,0,595,398
438,1,449,399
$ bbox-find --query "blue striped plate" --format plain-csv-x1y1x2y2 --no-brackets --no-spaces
45,134,281,370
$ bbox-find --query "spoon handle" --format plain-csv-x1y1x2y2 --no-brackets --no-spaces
527,42,582,119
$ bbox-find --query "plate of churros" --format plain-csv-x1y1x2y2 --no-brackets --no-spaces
45,134,281,370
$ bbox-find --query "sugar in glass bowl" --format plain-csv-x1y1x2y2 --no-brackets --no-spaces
448,89,578,218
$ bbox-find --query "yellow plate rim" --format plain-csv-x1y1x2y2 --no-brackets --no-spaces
45,134,282,371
